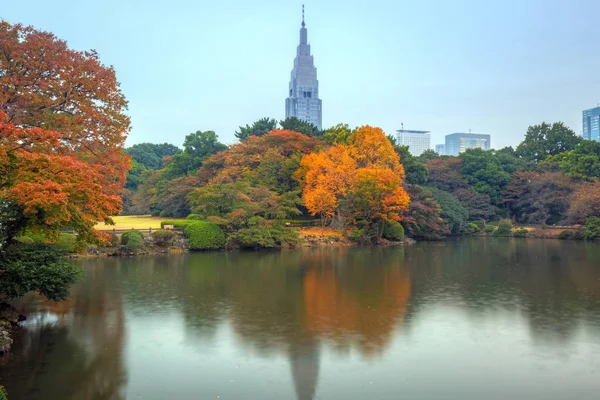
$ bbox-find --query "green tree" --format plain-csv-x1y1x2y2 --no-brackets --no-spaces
323,123,353,144
428,188,469,235
234,117,277,141
557,140,600,181
279,116,321,137
459,148,511,204
124,160,147,190
516,122,582,162
125,142,179,170
418,149,440,163
393,145,428,185
165,130,227,178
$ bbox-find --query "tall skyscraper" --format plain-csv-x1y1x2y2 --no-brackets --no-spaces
285,5,322,130
396,129,430,156
445,133,491,156
582,106,600,142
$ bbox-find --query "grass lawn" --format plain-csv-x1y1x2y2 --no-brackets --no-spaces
94,215,185,231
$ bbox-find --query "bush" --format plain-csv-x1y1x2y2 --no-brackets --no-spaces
558,230,573,240
121,230,144,246
226,219,300,249
0,386,6,400
494,219,513,237
383,221,404,241
464,223,481,235
160,220,196,229
513,228,528,238
185,222,226,250
484,225,496,233
152,229,175,247
472,220,485,230
0,243,82,301
583,216,600,241
110,233,120,247
186,213,201,220
349,229,365,242
125,234,145,249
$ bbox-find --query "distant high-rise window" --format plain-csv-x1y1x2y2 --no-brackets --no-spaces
582,107,600,142
444,133,491,156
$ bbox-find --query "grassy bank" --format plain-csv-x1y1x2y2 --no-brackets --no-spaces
94,215,185,231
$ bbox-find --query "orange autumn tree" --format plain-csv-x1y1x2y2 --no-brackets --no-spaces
0,21,130,245
297,126,410,240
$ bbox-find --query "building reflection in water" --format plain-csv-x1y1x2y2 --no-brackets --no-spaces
2,241,600,400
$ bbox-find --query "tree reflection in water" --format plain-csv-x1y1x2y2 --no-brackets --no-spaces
1,240,600,400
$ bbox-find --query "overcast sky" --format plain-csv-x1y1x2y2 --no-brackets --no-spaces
4,0,600,149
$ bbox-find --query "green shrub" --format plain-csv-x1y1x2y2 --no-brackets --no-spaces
226,219,300,249
15,235,35,244
558,230,573,240
160,220,196,229
121,230,144,246
56,233,77,252
494,219,513,237
583,216,600,241
484,225,496,233
185,222,226,250
513,228,528,238
383,221,404,241
125,234,145,249
152,229,175,247
349,229,365,242
186,213,201,220
0,385,7,400
0,243,82,301
465,223,481,235
572,230,585,240
472,220,485,230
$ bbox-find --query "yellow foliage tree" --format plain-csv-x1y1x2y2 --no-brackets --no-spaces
297,125,410,239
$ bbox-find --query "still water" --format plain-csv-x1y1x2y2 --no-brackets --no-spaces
1,239,600,399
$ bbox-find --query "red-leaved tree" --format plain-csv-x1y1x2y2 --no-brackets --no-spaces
0,22,130,244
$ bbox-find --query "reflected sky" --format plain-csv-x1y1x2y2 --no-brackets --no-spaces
1,239,600,400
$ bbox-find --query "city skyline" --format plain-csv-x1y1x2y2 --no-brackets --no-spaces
2,0,600,148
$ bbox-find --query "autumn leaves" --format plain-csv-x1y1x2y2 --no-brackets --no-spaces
296,126,410,237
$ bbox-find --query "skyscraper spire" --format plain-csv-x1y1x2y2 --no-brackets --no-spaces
285,3,322,130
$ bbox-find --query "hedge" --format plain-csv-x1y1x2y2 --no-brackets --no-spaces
383,221,404,241
160,220,196,229
121,230,144,246
184,222,226,250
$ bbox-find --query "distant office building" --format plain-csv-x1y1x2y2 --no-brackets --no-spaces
285,5,322,130
435,144,445,155
445,133,491,156
396,129,431,156
582,106,600,142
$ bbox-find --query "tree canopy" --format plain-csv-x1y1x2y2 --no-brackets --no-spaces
235,117,277,141
516,122,582,162
0,21,130,245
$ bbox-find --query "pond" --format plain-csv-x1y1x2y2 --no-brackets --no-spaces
1,238,600,399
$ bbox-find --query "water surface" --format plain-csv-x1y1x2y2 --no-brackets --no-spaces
1,239,600,399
